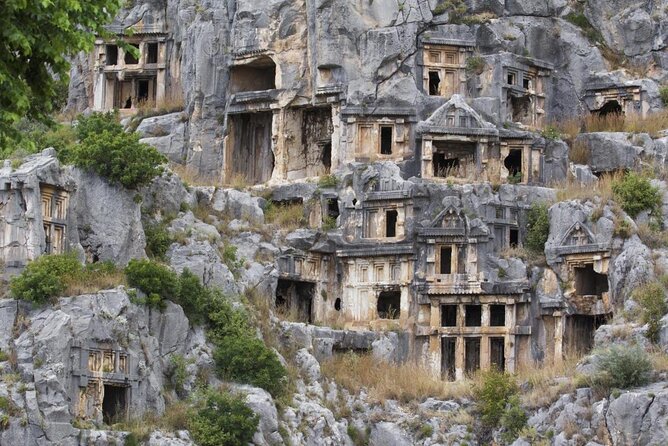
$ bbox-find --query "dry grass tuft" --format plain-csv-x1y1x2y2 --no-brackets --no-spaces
569,139,591,164
636,223,668,249
552,170,623,203
498,246,545,265
321,352,473,404
224,173,252,191
264,202,307,232
168,163,223,188
515,356,581,409
63,269,127,296
580,110,668,137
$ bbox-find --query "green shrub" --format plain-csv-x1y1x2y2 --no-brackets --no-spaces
318,174,338,188
73,112,166,189
500,395,528,444
564,12,604,44
612,172,662,219
525,203,550,254
10,253,81,303
124,259,180,307
189,390,259,446
169,354,189,395
593,345,652,391
633,282,668,343
541,125,560,140
473,368,519,427
175,269,214,325
144,221,174,260
207,299,286,397
0,350,7,362
465,56,485,75
124,432,141,446
660,86,668,106
221,245,244,271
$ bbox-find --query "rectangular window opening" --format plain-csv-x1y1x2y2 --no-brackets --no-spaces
490,305,506,327
380,126,393,155
124,43,139,65
441,337,456,381
507,72,515,85
439,246,452,274
441,305,457,327
385,209,398,237
429,71,441,96
490,337,505,372
105,45,118,65
465,338,481,376
465,305,481,327
146,42,158,64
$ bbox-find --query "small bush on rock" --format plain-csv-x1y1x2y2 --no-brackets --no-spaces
612,172,662,219
660,86,668,106
526,203,550,254
73,112,166,189
593,345,652,391
144,221,174,260
473,368,519,428
633,282,668,343
124,259,179,307
10,253,81,303
500,395,528,444
189,389,259,446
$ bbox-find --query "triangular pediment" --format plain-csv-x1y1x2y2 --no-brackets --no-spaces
418,95,496,134
431,205,466,230
560,221,596,247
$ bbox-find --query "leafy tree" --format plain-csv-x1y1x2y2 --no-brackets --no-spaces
473,368,519,427
124,259,180,306
10,253,81,303
0,0,124,144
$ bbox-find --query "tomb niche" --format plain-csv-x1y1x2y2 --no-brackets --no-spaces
92,32,168,112
420,39,474,98
417,95,498,181
502,59,550,129
583,83,647,118
500,139,543,185
225,111,275,185
40,184,68,255
546,221,613,359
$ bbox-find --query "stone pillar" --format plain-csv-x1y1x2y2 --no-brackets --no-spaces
422,139,433,178
480,334,490,370
455,336,465,380
554,312,564,365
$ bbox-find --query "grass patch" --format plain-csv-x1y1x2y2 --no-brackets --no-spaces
321,352,472,404
264,202,307,232
569,139,591,164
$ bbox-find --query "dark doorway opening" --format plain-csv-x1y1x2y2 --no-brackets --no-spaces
441,305,457,327
509,228,519,248
433,153,460,177
596,100,622,117
106,45,118,65
137,80,150,104
441,337,456,381
574,265,609,297
377,290,400,319
102,385,128,425
275,279,314,323
146,42,158,64
334,298,341,311
465,338,481,376
327,198,339,219
465,305,481,327
429,71,441,96
124,44,139,65
504,149,522,181
385,209,398,237
380,126,393,155
440,246,452,274
490,337,505,371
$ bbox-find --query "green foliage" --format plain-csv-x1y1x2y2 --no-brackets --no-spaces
0,0,123,145
593,345,652,391
318,174,338,188
660,86,668,106
500,396,528,444
3,119,77,161
169,354,189,395
465,56,485,75
541,125,561,140
208,299,287,397
433,0,466,21
221,245,244,271
473,368,519,428
0,350,8,362
564,12,604,44
525,203,550,254
124,259,180,307
507,172,522,184
124,432,141,446
613,218,634,239
144,221,174,260
322,216,337,231
68,112,165,189
174,269,215,325
189,390,259,446
612,172,662,219
10,253,81,303
633,282,668,343
347,425,369,446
